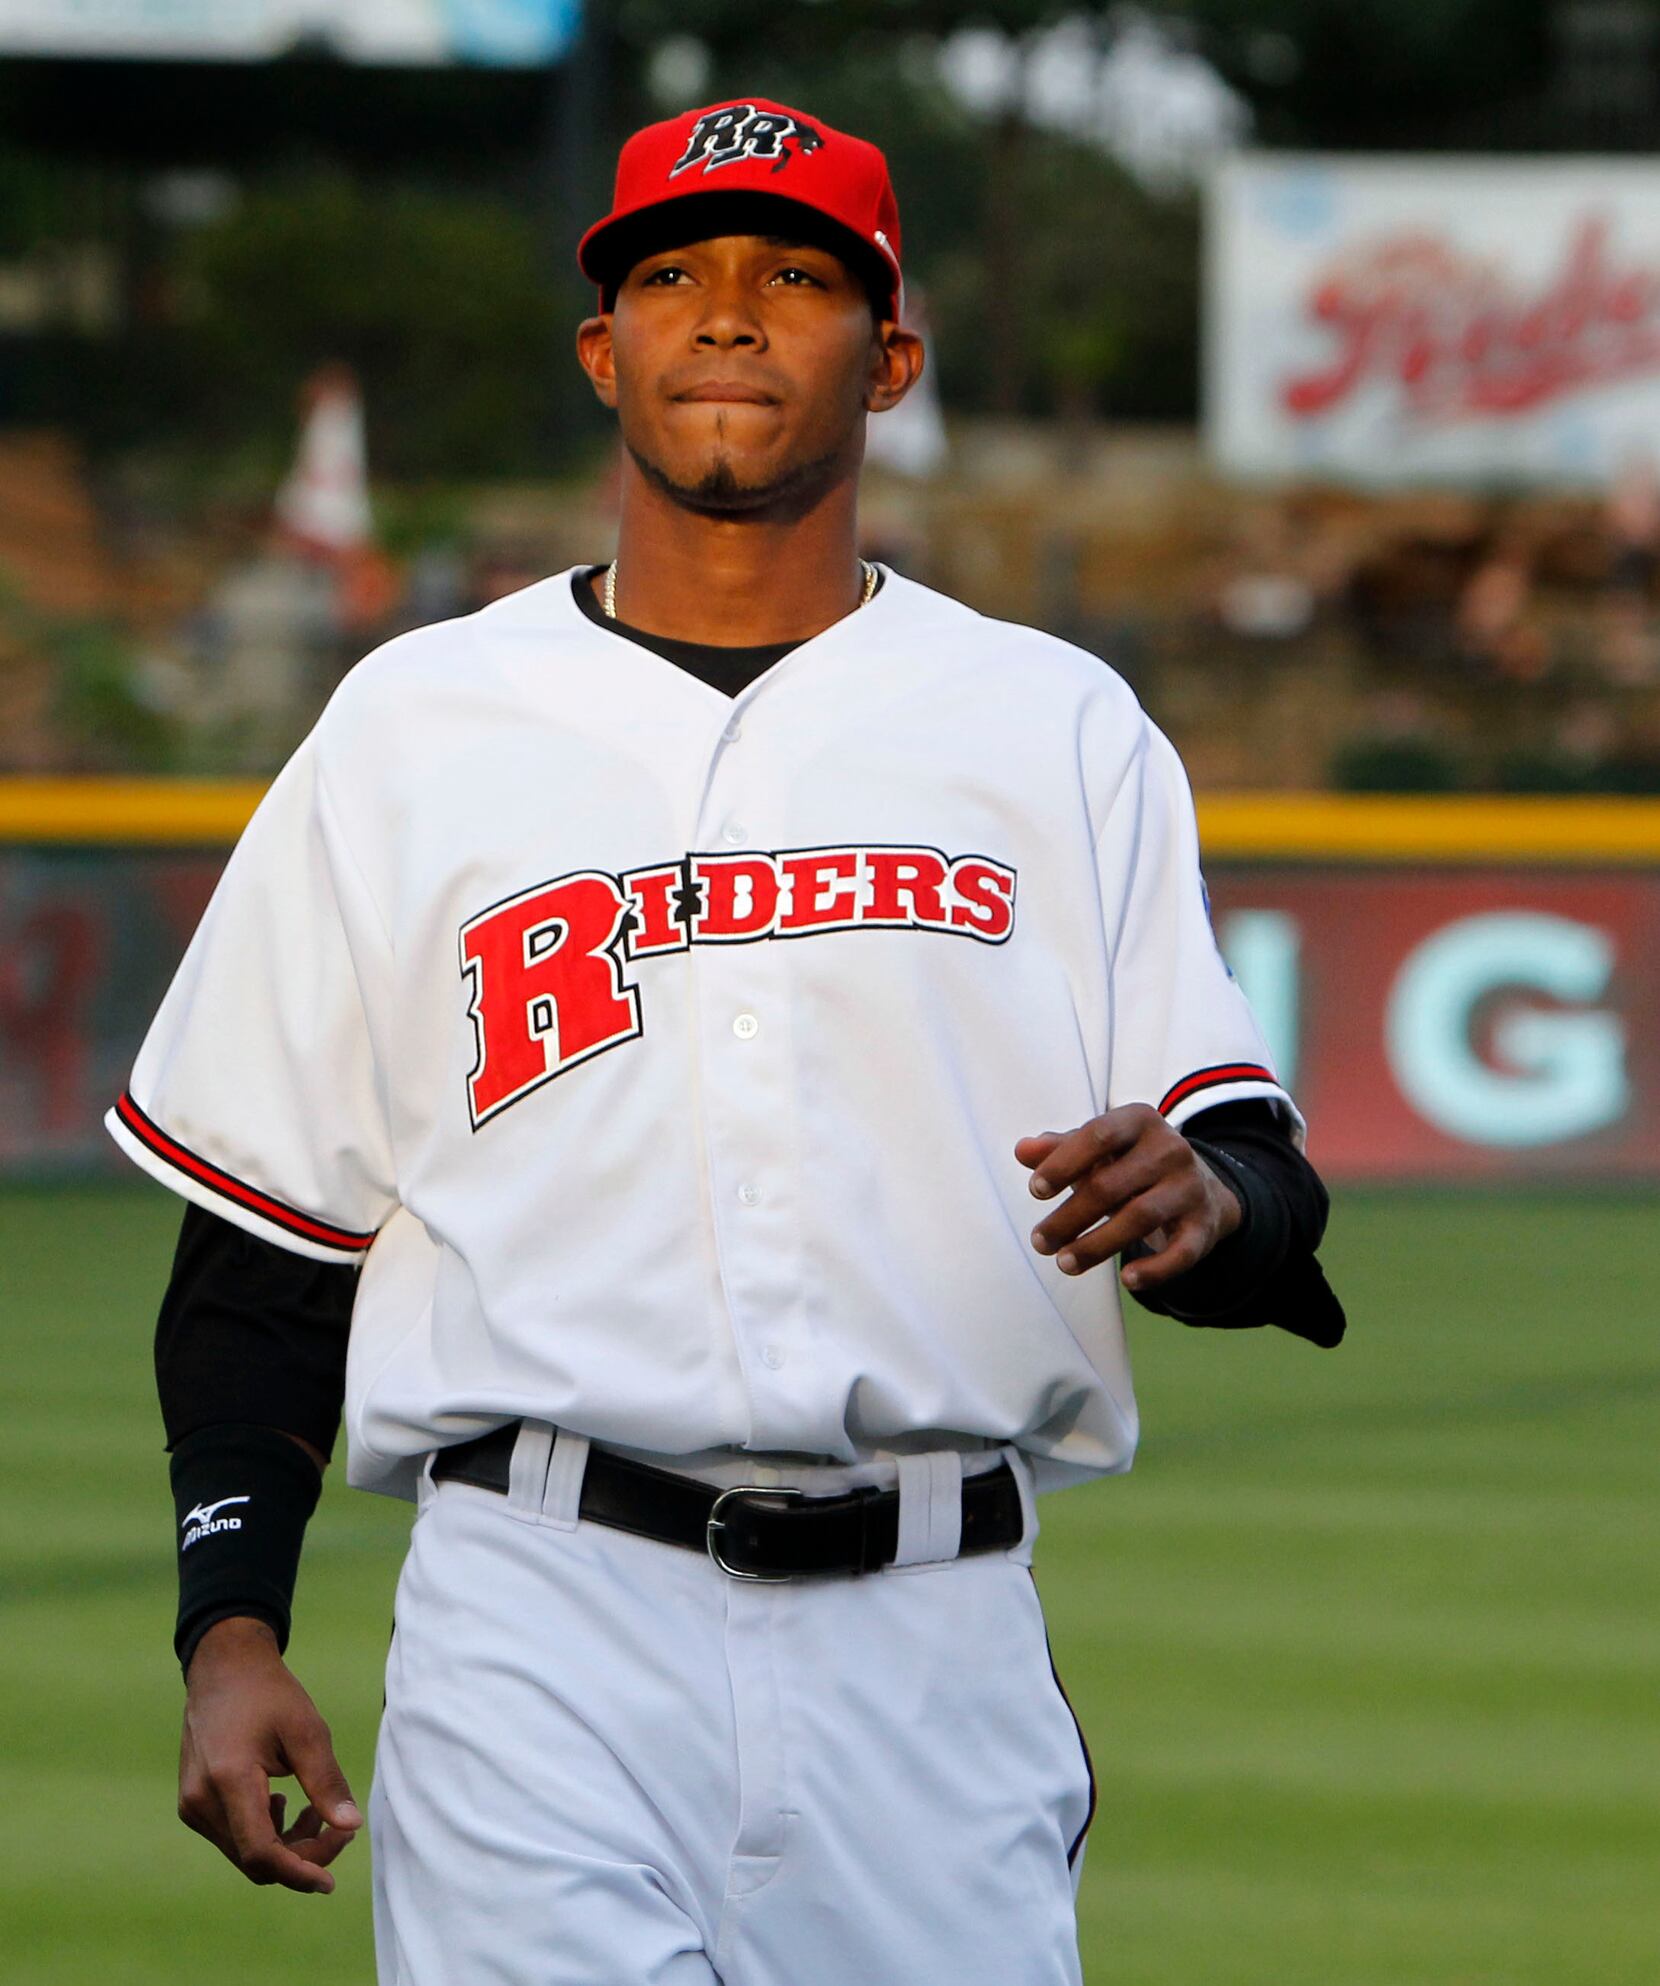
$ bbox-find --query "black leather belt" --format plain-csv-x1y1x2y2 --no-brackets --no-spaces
430,1422,1024,1581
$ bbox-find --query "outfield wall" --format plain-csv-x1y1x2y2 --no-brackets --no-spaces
4,783,1659,1182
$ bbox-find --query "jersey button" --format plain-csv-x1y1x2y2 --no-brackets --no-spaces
721,821,746,845
761,1345,785,1370
737,1182,761,1206
732,1012,760,1040
722,719,742,745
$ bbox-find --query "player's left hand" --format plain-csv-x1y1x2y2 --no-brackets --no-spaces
1015,1105,1242,1291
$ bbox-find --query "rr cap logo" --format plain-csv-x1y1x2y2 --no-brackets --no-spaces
670,105,825,179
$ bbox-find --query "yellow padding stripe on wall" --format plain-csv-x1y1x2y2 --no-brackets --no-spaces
1196,793,1660,863
0,780,265,845
5,781,1660,862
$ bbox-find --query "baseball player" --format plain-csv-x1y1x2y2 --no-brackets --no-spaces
113,99,1344,1985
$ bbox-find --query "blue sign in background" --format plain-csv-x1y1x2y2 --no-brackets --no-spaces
439,0,580,66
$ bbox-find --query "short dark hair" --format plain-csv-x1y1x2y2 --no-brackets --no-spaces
591,190,890,322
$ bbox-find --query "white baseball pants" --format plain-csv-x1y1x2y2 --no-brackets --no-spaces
371,1427,1093,1985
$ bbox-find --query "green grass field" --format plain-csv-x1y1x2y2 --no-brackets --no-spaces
3,1183,1656,1984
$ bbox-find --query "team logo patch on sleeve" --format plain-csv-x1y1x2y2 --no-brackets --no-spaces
670,104,826,179
460,843,1016,1127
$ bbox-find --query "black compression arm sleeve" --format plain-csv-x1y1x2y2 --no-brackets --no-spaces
171,1422,323,1675
155,1209,353,1675
1128,1100,1346,1347
156,1204,356,1458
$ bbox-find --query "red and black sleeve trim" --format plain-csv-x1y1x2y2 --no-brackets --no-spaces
113,1091,375,1255
1158,1062,1278,1117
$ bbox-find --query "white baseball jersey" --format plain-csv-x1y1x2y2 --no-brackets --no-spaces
108,565,1297,1497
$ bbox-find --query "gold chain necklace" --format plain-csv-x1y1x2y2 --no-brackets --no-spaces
603,559,878,621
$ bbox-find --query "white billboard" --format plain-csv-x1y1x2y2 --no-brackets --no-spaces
0,0,578,66
1206,154,1660,487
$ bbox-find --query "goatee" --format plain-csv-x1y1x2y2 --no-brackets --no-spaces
627,441,844,520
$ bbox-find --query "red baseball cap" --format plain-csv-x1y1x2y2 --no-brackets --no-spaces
578,99,904,321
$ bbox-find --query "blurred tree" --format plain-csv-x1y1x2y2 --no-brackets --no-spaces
166,174,575,480
1024,143,1201,426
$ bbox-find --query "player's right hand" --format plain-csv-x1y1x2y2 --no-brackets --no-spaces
178,1615,363,1894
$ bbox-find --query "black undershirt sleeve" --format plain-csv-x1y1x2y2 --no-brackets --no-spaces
1130,1099,1346,1347
155,1202,356,1458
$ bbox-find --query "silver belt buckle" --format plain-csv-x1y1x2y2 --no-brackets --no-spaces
706,1484,805,1581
